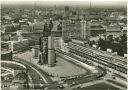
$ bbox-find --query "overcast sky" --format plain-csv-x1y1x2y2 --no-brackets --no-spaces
1,0,127,7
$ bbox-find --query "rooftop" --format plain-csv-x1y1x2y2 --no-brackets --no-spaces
106,26,121,32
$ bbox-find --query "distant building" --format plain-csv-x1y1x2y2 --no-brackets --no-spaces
64,6,70,19
32,22,45,31
4,39,30,52
3,15,12,20
2,24,18,32
106,25,121,37
88,22,106,37
20,25,31,31
62,20,81,40
19,20,29,26
2,15,12,24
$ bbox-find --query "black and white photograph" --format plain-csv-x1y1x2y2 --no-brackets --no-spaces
0,0,127,90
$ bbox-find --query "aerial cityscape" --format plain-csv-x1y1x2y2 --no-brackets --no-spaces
1,1,127,90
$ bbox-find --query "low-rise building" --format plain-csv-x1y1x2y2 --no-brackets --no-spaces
106,25,121,37
88,22,106,37
62,20,81,40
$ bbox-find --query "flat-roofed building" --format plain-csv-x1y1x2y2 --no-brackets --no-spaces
106,25,121,37
62,20,83,40
64,6,70,19
88,22,106,37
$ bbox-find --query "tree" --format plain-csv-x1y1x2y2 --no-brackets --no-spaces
39,36,43,52
107,35,114,49
119,34,127,55
98,38,106,50
120,34,127,43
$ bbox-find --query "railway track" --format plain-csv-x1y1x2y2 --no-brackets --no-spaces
66,42,127,74
55,49,106,85
72,42,127,64
69,42,127,65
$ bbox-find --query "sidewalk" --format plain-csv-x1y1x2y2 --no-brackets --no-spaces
80,80,105,88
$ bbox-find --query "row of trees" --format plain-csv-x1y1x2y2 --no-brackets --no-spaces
90,34,127,57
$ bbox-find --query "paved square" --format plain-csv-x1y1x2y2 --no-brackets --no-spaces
16,51,88,78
